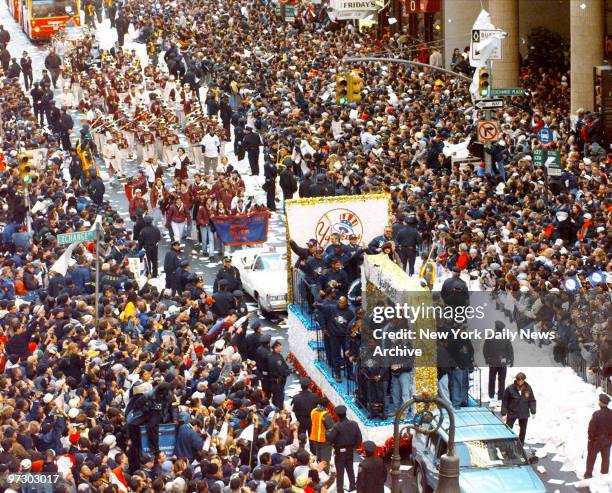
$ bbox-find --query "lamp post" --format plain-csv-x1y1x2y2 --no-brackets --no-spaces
390,394,460,493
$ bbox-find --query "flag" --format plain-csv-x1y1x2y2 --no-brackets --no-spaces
563,276,581,291
50,216,102,276
239,423,255,442
127,256,148,288
49,242,80,276
217,422,228,445
420,260,436,289
110,467,128,492
588,271,606,286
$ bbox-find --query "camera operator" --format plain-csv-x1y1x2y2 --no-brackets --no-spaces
125,380,178,473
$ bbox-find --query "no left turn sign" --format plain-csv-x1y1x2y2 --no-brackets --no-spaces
477,120,499,142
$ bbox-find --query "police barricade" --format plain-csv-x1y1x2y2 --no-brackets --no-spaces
140,424,177,455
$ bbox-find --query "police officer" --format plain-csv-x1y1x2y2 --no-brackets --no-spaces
395,214,421,275
174,260,191,294
357,441,387,493
263,158,278,211
245,319,263,361
30,83,43,125
268,341,291,410
163,241,182,295
501,372,536,445
483,320,514,402
291,377,319,437
585,393,612,478
59,107,74,150
20,51,33,90
255,334,273,396
213,256,241,292
328,405,362,493
243,125,262,176
138,216,162,278
211,280,234,317
232,290,249,318
441,266,470,308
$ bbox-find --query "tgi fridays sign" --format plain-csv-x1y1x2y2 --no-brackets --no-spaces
330,0,378,19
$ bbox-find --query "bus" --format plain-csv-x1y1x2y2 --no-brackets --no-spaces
6,0,80,40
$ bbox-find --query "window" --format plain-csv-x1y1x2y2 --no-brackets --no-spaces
31,0,76,19
455,438,528,469
254,254,284,271
253,257,264,271
427,435,439,456
436,439,448,459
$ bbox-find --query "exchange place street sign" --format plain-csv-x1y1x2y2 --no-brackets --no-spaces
475,99,504,110
57,230,96,245
490,87,527,97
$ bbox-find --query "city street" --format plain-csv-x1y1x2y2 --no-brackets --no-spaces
0,1,609,492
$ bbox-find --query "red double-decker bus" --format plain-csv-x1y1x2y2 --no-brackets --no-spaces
5,0,80,40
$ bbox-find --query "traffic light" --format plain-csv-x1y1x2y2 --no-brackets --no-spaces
348,71,363,103
336,73,349,105
478,67,490,98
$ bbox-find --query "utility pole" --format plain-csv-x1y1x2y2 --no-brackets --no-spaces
390,394,459,493
483,59,493,175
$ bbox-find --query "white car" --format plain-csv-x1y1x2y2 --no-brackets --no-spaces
232,248,288,315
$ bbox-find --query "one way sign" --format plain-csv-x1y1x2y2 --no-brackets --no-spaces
475,99,504,110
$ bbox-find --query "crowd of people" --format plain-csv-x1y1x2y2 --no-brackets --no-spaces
0,0,610,489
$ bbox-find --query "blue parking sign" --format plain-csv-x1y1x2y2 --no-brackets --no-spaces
537,127,552,144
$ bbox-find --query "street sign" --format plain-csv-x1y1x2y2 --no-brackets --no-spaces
284,5,296,21
471,29,502,61
57,230,96,245
477,120,499,142
475,99,504,110
533,149,561,176
544,151,562,176
490,88,527,97
537,126,553,145
329,0,377,20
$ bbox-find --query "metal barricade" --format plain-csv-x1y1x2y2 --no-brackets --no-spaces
564,352,612,395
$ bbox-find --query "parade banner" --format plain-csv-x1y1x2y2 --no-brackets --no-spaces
285,193,389,264
211,211,270,246
127,257,147,288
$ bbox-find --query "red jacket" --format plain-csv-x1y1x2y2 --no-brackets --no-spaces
456,252,469,270
166,203,190,224
180,190,192,210
216,189,234,210
129,197,148,217
196,204,211,226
